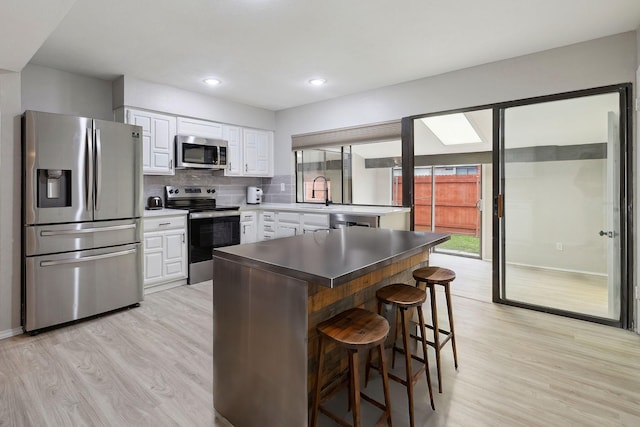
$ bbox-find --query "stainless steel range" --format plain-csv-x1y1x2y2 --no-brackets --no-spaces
164,186,240,284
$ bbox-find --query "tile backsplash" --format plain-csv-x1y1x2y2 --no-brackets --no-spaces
144,170,295,206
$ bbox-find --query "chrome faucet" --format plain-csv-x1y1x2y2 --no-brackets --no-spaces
311,175,331,206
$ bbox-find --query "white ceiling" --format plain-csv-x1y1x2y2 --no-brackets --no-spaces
2,0,640,111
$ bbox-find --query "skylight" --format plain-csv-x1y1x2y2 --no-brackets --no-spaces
420,113,482,145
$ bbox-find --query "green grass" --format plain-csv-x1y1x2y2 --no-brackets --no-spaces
437,234,480,255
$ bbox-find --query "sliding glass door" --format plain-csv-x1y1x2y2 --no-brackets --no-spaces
496,86,630,325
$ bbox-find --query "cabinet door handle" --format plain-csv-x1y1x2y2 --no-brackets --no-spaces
159,222,171,226
245,164,248,172
182,232,185,243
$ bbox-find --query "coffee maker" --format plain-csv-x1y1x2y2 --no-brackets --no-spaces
247,186,263,204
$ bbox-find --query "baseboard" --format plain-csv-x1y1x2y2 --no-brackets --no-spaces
0,327,24,340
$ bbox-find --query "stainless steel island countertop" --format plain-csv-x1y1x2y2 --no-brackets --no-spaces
213,227,449,287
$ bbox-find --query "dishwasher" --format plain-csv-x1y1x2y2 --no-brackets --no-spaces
330,213,379,228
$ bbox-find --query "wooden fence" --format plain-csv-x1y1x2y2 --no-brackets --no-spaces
394,173,481,236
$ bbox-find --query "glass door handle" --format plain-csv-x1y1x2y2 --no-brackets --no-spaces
599,230,614,238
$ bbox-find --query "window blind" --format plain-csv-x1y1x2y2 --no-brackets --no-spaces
291,120,401,149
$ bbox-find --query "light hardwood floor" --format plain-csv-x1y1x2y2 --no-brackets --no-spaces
1,278,639,426
430,252,612,318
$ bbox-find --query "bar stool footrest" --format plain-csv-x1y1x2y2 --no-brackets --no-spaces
409,331,453,350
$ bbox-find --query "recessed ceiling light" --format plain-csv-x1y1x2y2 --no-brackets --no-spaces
203,78,221,86
308,78,326,86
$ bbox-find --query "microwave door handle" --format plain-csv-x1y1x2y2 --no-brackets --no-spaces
85,128,94,212
95,128,102,211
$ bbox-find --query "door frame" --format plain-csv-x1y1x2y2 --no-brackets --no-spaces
492,83,633,329
402,82,633,330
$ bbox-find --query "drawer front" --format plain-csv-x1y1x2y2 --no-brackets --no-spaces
263,222,276,233
277,211,300,224
263,230,276,240
241,211,256,222
302,213,329,227
144,215,186,232
262,211,275,222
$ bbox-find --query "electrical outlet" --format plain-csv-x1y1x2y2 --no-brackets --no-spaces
280,182,285,192
555,242,563,251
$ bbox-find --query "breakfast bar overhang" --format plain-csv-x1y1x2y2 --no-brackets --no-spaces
212,227,449,427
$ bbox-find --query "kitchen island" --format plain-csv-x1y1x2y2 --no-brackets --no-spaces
212,227,449,427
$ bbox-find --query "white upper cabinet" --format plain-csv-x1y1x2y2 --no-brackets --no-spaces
243,128,273,177
177,116,223,139
223,125,243,176
118,108,177,175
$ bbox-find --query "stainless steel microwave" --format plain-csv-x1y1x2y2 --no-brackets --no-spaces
175,135,228,169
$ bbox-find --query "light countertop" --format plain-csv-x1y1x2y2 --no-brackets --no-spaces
240,203,410,216
143,208,189,217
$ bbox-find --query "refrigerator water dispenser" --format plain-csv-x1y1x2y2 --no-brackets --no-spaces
37,169,71,207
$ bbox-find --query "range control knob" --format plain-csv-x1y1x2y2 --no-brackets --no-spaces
175,189,179,194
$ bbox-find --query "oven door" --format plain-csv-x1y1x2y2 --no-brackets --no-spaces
189,213,240,284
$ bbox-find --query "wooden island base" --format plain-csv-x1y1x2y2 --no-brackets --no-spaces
307,251,428,401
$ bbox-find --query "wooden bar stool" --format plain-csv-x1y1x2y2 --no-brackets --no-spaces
366,284,435,427
310,307,393,427
412,266,458,393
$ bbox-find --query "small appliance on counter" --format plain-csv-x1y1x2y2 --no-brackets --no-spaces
147,196,163,210
246,186,263,204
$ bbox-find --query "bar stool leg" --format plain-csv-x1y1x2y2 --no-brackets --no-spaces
310,336,325,427
428,283,443,393
417,306,435,410
400,307,416,427
444,284,459,370
348,349,361,427
377,342,393,427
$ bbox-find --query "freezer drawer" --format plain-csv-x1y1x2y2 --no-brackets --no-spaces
24,219,142,257
24,243,143,332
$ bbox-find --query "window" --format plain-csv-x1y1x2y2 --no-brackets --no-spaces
295,139,402,206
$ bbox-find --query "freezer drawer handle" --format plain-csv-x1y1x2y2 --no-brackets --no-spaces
40,248,136,267
40,223,136,236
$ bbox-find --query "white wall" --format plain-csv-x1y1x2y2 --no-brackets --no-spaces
351,152,392,205
275,32,636,176
505,159,606,274
0,71,22,338
21,64,113,120
113,76,276,131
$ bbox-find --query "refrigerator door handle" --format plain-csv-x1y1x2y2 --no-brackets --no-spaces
40,223,137,236
86,128,94,212
39,248,137,267
95,128,102,211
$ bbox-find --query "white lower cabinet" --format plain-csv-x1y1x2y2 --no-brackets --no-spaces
260,211,276,240
257,210,331,241
275,212,300,238
240,211,258,244
143,213,188,293
302,213,330,233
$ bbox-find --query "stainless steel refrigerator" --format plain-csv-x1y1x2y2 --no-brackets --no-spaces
22,110,144,333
